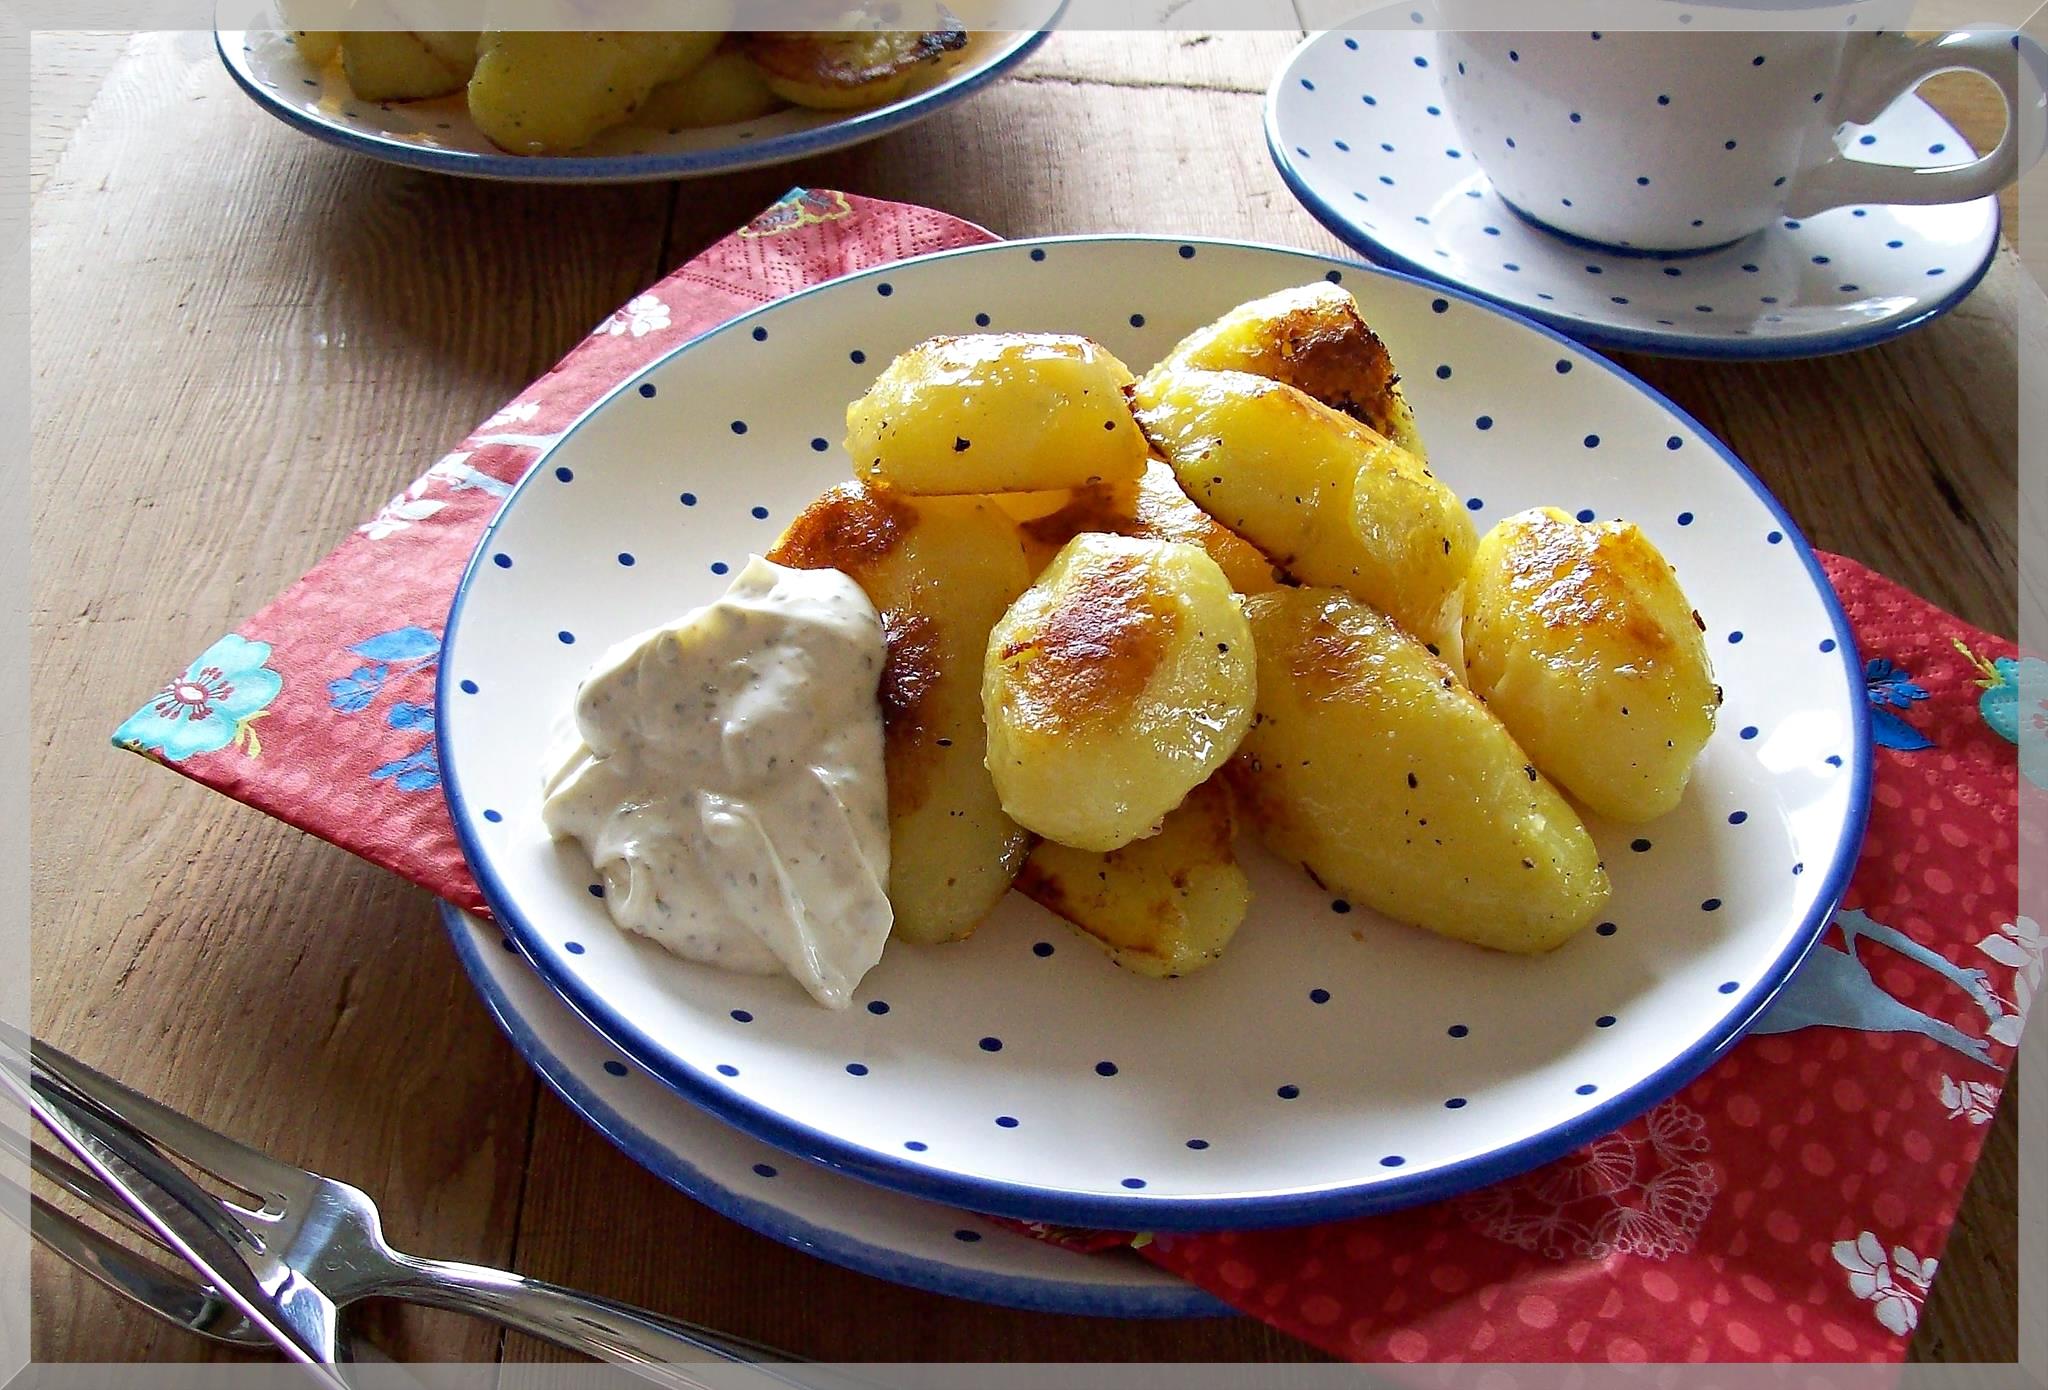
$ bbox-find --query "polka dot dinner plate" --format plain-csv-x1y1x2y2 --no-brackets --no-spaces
213,4,1057,184
438,236,1870,1231
439,902,1225,1316
1265,27,2000,360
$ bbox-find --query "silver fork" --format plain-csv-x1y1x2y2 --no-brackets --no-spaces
2,1032,808,1383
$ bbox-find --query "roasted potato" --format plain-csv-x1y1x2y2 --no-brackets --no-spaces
288,29,342,68
468,32,710,154
996,460,1285,593
769,484,1032,944
983,534,1255,853
639,47,780,129
1137,282,1427,458
1136,368,1474,658
848,334,1149,496
1464,508,1719,822
340,30,479,101
1016,777,1248,977
1233,587,1610,953
740,28,968,110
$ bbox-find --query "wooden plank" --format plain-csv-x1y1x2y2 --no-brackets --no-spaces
1021,25,1305,92
25,31,673,1363
27,31,127,194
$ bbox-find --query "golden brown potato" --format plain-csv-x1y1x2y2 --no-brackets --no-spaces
467,32,705,154
1137,281,1427,458
1233,587,1610,953
1136,368,1474,658
1016,778,1248,978
638,47,779,129
740,28,968,110
994,460,1285,593
769,484,1032,944
1463,508,1719,822
340,30,478,101
983,534,1255,852
847,334,1148,496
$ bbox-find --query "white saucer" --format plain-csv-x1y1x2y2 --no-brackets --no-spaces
439,903,1224,1317
1266,26,2000,360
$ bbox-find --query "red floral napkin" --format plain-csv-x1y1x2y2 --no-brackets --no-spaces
115,189,2033,1364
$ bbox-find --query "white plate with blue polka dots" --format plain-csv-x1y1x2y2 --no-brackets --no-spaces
214,13,1056,184
437,235,1870,1231
1265,29,1999,360
440,902,1223,1316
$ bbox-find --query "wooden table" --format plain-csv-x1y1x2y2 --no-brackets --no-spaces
28,27,2022,1365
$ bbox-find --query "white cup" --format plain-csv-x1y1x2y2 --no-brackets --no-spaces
1434,10,2030,252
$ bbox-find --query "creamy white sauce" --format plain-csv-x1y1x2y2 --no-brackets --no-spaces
542,556,892,1009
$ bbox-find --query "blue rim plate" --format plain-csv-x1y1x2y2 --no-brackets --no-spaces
437,234,1870,1231
1264,25,2001,361
215,12,1059,184
440,901,1226,1317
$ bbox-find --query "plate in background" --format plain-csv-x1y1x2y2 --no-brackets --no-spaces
216,12,1058,184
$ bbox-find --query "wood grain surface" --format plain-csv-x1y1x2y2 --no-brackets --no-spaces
26,26,2023,1366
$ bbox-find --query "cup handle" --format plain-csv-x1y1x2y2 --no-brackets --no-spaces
1784,29,2035,217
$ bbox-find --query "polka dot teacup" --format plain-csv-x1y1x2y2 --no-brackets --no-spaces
1434,6,2027,252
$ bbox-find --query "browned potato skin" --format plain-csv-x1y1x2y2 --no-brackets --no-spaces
1015,778,1248,978
983,534,1255,852
1463,508,1719,822
1138,282,1427,458
1232,587,1610,954
769,483,1032,944
739,28,967,109
996,460,1285,593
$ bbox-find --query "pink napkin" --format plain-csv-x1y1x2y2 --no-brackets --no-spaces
115,189,2030,1363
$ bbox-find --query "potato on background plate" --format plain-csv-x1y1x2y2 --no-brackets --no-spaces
847,334,1149,496
983,534,1255,854
1464,507,1720,822
769,483,1033,945
1233,586,1610,953
468,31,720,155
740,27,969,110
638,45,782,129
1016,777,1249,978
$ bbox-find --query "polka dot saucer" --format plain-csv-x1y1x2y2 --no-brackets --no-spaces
438,236,1869,1231
1266,28,2000,359
440,902,1224,1316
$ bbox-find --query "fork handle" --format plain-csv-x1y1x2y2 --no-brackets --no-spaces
381,1254,802,1383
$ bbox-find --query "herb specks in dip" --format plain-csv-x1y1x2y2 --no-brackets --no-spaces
542,556,892,1008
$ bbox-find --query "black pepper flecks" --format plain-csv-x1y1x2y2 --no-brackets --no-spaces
953,437,971,452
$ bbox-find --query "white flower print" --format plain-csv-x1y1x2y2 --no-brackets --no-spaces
1937,1074,2000,1124
1977,916,2041,1047
357,474,446,541
1833,1232,1937,1336
1459,1098,1719,1262
594,293,670,339
477,401,540,433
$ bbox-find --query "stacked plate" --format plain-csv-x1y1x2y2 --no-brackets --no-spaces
433,236,1869,1310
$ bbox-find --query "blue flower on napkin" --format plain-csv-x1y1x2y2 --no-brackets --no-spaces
328,625,441,793
114,634,281,761
1864,657,1932,752
1956,644,2048,788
